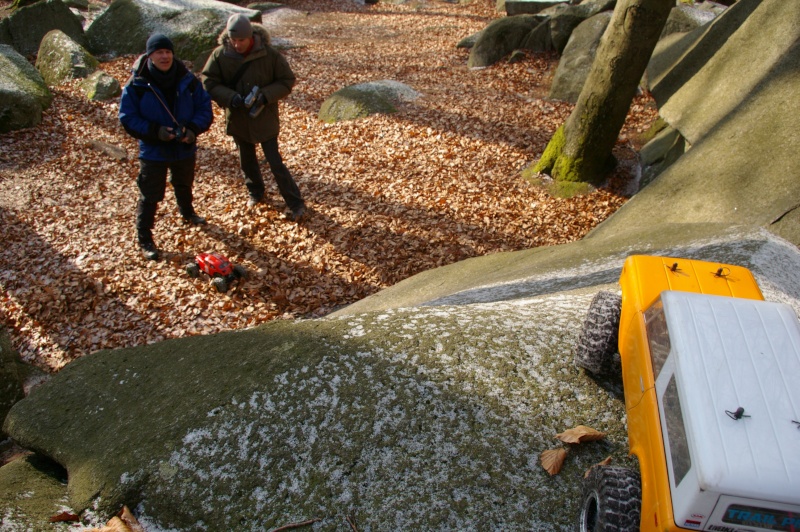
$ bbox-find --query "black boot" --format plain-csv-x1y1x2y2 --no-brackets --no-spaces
136,199,159,260
183,213,207,225
139,240,160,261
175,185,206,225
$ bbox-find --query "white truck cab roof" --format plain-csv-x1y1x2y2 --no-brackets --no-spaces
659,290,800,505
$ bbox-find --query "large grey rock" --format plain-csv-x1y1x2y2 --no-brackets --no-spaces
35,30,98,86
637,124,685,190
246,2,284,11
318,80,420,123
590,0,800,246
0,20,10,50
80,70,121,101
649,0,796,145
469,0,614,67
0,45,52,133
0,454,68,526
0,0,86,57
0,327,25,438
548,11,611,103
661,2,726,37
456,30,482,49
4,311,634,530
646,0,761,124
468,15,544,68
64,0,89,9
541,0,615,53
505,0,565,15
518,18,553,52
85,0,260,63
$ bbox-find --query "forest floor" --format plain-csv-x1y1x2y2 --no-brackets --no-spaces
0,0,657,371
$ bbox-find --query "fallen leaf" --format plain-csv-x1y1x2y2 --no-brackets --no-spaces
584,456,613,478
118,505,145,532
556,425,606,444
86,516,133,532
49,512,80,523
540,447,568,476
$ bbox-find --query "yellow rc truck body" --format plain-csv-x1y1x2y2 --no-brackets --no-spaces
575,255,800,532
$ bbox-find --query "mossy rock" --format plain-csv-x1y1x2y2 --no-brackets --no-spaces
0,453,69,530
36,30,99,86
318,81,419,123
86,0,260,60
81,70,122,101
0,44,52,133
0,327,25,436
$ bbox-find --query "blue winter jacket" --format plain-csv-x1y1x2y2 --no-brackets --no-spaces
119,55,213,162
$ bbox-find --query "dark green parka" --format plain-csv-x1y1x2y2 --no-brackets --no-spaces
201,24,295,143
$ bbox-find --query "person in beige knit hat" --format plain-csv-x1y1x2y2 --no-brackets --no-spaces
201,14,307,222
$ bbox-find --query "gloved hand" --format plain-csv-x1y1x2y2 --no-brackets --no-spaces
230,94,244,109
157,126,174,141
181,128,196,144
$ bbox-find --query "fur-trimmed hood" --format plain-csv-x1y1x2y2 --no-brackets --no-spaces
216,22,271,49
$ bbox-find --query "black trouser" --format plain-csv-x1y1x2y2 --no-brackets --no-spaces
236,137,304,210
136,155,196,244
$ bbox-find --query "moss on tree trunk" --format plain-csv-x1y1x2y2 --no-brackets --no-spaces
534,0,674,189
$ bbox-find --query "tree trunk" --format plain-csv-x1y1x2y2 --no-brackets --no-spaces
534,0,674,188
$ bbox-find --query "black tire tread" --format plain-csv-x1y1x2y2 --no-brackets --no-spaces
574,291,621,374
212,276,228,293
579,466,641,532
186,262,200,278
233,264,247,279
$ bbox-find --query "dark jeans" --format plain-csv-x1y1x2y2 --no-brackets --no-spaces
236,137,304,210
136,155,196,244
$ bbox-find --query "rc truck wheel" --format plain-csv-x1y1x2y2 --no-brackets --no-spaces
211,276,228,293
574,291,621,374
186,262,200,278
579,466,641,532
233,264,247,279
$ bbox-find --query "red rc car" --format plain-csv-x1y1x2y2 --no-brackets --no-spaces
186,253,246,293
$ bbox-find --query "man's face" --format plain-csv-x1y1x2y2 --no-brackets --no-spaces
230,37,252,55
149,49,174,72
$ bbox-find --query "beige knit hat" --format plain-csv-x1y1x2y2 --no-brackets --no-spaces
226,14,253,39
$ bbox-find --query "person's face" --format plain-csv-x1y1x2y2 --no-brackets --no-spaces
230,37,252,54
149,49,174,72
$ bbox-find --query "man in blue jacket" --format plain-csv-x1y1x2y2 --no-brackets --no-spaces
119,34,213,260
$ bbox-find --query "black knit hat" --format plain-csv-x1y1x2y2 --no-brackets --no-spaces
146,33,174,56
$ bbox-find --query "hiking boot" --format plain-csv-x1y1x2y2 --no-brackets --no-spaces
247,196,263,208
286,204,307,222
184,214,207,226
140,241,160,261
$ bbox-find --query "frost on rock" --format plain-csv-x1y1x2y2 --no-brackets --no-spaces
138,295,627,530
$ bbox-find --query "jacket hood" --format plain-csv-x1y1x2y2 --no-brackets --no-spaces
217,22,271,48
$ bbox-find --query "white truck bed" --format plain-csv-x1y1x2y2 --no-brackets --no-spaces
661,291,800,505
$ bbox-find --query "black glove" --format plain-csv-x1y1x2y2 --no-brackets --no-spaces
157,126,174,141
181,128,196,144
230,94,244,109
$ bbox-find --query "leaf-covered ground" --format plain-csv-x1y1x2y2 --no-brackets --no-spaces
0,0,656,372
